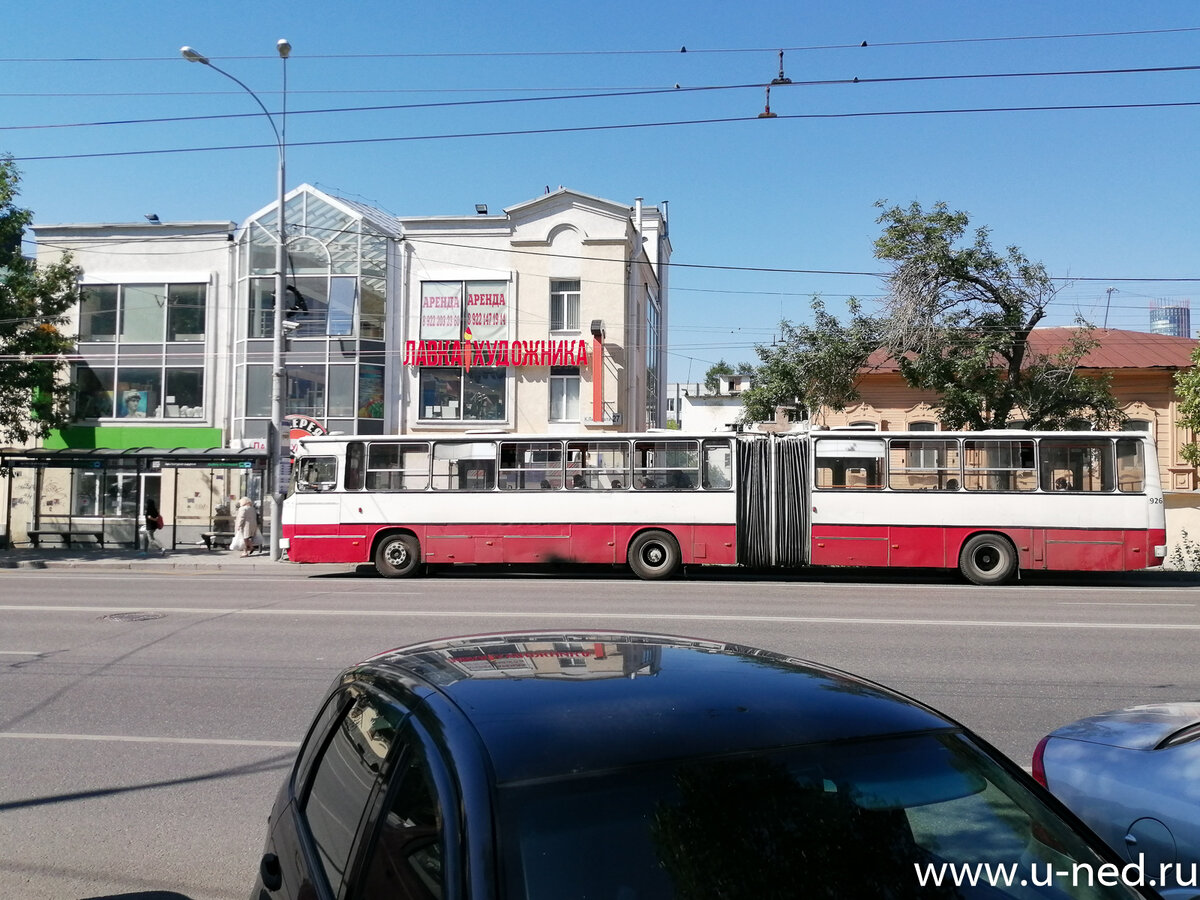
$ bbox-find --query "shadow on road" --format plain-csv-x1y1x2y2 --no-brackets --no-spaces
82,894,196,900
304,562,1200,590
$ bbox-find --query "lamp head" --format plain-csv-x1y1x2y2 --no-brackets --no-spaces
277,39,291,59
180,46,210,65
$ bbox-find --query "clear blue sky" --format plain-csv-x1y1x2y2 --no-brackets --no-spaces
4,1,1198,382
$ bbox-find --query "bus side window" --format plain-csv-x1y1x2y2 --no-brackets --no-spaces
346,442,364,491
297,456,338,492
702,440,732,490
813,438,885,490
1039,439,1115,492
1116,439,1145,493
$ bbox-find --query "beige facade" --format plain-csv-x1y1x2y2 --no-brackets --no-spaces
399,190,669,433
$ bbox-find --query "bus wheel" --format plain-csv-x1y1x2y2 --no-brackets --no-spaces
376,533,421,578
628,530,681,581
959,534,1017,586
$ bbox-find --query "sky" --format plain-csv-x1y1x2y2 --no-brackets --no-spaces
4,1,1199,383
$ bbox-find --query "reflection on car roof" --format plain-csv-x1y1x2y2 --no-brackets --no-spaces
363,632,955,784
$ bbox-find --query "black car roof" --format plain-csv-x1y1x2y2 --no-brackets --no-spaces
362,632,956,785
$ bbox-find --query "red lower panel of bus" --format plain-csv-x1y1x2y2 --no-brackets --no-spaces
284,522,739,568
810,525,1166,572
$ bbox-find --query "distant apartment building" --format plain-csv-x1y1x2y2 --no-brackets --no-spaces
1150,299,1191,338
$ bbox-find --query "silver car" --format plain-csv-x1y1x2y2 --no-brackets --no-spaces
1035,703,1200,900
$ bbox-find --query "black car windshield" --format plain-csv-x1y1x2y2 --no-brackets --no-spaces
497,731,1140,899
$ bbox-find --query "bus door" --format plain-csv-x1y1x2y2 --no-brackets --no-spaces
736,436,809,568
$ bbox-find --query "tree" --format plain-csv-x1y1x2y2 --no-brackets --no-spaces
1176,343,1200,466
739,298,882,423
704,359,734,394
743,201,1123,429
872,200,1122,429
703,359,755,395
0,155,80,446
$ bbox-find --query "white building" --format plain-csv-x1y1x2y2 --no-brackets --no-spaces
665,374,752,431
13,186,670,547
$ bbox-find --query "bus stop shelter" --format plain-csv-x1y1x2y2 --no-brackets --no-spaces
1,446,268,551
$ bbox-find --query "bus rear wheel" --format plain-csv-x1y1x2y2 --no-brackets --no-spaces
628,530,681,581
376,533,421,578
959,534,1017,586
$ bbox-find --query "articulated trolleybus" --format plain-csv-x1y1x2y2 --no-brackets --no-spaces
281,428,1166,584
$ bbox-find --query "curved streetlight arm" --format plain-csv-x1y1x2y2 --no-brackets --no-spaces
179,47,283,157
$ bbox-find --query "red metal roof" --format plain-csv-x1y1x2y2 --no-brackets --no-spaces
863,327,1197,374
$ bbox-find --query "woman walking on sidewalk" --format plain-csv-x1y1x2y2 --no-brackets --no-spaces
233,497,261,558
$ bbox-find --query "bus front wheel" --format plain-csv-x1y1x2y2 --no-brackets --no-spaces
376,533,421,578
959,534,1017,586
628,530,681,581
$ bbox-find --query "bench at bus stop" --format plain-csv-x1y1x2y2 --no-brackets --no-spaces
201,531,235,550
27,529,106,549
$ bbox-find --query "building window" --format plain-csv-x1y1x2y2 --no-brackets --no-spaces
288,365,327,419
79,282,207,344
549,367,580,421
358,366,384,419
73,471,139,517
419,368,506,422
74,283,208,419
115,367,161,419
72,363,114,419
167,285,207,341
326,277,357,337
120,285,166,343
422,280,510,342
646,287,660,429
164,368,204,418
79,286,118,341
550,280,580,332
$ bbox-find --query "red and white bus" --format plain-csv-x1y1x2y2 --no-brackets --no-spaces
281,428,1167,584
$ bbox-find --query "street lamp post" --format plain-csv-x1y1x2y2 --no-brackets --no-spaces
182,40,291,561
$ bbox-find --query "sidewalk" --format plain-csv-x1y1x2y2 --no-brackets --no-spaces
0,543,355,574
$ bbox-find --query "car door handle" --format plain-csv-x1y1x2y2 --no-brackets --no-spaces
1123,834,1137,846
260,852,283,892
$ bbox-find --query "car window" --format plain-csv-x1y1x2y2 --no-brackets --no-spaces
293,690,354,798
356,723,446,899
302,692,405,897
498,731,1145,899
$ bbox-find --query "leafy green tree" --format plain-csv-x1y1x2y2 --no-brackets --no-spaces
704,359,734,394
742,201,1123,429
1175,343,1200,466
0,155,80,446
873,199,1122,429
739,298,882,423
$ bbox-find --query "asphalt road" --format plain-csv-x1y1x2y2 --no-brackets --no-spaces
1,565,1197,899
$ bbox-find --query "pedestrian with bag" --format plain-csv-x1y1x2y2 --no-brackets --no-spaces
142,498,165,553
233,496,261,558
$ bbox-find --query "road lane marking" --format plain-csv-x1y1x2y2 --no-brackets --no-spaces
0,604,1198,630
0,651,43,655
1059,602,1194,607
0,731,299,748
